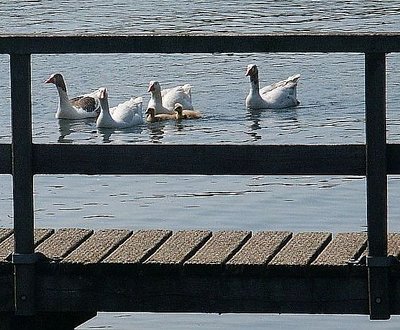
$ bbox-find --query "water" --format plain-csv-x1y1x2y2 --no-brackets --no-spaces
1,1,400,329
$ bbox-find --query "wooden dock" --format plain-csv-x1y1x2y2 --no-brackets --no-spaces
1,227,400,318
1,33,400,328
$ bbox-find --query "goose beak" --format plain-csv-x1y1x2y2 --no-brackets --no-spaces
44,77,54,84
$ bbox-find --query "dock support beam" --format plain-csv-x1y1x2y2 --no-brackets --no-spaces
10,54,36,317
365,52,389,320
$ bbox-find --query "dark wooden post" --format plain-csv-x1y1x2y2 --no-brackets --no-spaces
10,54,36,317
365,52,389,320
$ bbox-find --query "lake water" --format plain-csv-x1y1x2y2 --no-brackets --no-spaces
1,1,400,329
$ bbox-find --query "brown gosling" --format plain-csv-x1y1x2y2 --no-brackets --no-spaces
174,103,202,120
145,107,176,123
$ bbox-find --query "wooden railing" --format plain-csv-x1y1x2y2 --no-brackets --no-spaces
0,33,399,321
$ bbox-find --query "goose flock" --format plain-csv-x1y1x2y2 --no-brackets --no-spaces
45,64,300,128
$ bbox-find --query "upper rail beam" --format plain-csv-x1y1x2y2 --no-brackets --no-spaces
32,144,365,176
1,34,400,54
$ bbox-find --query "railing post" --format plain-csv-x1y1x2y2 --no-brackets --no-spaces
10,53,36,316
365,52,389,320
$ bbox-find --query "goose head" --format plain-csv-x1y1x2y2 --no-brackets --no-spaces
145,107,156,117
148,81,161,93
245,64,259,85
45,73,67,92
98,87,109,111
174,103,183,115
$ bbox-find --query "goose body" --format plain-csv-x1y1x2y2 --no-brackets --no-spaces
96,88,143,128
174,103,202,120
45,73,102,119
245,64,300,110
145,107,176,123
147,81,193,114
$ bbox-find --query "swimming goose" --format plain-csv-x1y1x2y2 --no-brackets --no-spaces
45,73,102,119
174,103,202,120
96,88,143,128
245,64,300,110
145,107,176,123
147,81,193,114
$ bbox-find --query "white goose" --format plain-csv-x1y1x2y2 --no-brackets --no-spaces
96,88,143,129
147,81,193,114
245,64,300,110
45,73,102,119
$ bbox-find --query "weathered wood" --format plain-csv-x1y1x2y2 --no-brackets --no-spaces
365,52,389,320
312,232,367,266
146,230,211,265
103,230,171,264
32,144,366,175
62,229,131,264
270,232,331,266
0,229,53,261
388,233,400,257
1,34,400,54
186,231,250,265
35,228,93,261
0,229,13,245
1,229,400,315
227,231,292,266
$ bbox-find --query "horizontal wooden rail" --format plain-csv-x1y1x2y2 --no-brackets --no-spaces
2,143,400,176
1,33,400,54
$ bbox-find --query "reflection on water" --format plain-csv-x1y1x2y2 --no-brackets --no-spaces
57,118,96,143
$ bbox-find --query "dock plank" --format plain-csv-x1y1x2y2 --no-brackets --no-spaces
0,228,53,261
35,228,93,261
146,230,211,265
0,228,13,244
388,233,400,257
103,230,171,264
270,232,331,266
62,229,131,264
186,231,250,265
227,231,292,266
312,232,367,266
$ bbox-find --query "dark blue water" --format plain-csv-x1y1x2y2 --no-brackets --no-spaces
1,1,400,329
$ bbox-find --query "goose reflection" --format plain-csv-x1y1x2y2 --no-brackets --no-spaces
97,126,144,143
147,121,166,143
245,107,299,142
57,118,95,143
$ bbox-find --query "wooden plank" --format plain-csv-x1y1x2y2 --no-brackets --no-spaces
0,144,11,174
186,231,250,265
62,229,131,264
1,34,400,54
35,261,371,315
227,231,292,266
0,229,53,261
388,233,400,257
103,230,171,264
269,232,331,266
146,230,211,265
312,233,367,266
0,229,13,244
35,228,93,261
33,144,366,176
